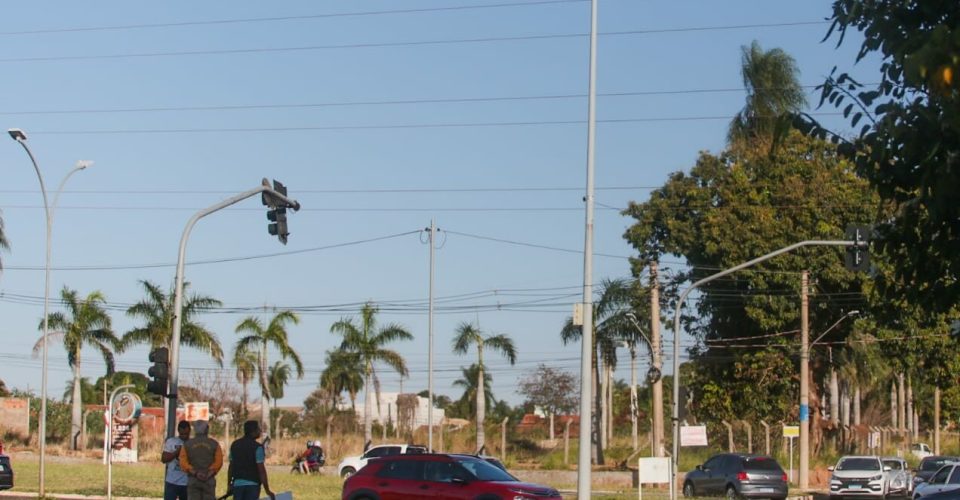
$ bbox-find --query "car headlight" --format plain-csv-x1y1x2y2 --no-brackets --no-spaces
831,479,842,485
871,474,883,481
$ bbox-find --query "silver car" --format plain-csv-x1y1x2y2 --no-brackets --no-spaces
884,457,913,496
829,455,889,500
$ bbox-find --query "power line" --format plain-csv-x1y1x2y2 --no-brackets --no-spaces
0,21,829,63
0,1,586,36
0,185,657,195
445,229,630,260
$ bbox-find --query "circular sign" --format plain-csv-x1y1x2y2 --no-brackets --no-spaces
112,392,142,425
646,366,662,385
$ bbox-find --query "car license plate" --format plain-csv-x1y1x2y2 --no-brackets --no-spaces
850,484,862,489
759,488,774,493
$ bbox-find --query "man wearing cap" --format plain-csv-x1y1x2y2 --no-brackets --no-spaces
227,420,275,500
178,420,223,500
161,420,191,500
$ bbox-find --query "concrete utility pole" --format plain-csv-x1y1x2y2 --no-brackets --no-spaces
426,220,436,451
799,271,810,489
576,0,599,498
650,262,664,457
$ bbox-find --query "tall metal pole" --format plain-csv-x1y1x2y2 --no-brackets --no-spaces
650,261,664,457
8,129,90,496
166,183,300,437
799,271,810,489
577,0,599,497
427,220,436,451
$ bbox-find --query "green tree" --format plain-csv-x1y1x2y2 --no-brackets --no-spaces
121,280,223,364
234,311,304,434
62,377,98,405
231,344,258,422
267,361,292,437
517,364,578,440
37,287,120,450
452,322,517,452
0,378,9,397
729,40,807,149
800,1,960,315
320,350,364,412
330,302,413,443
451,364,494,421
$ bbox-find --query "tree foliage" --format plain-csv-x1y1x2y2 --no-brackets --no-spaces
517,364,578,418
799,0,960,314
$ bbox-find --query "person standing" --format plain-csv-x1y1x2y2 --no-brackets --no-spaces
162,421,191,500
178,420,223,500
227,420,276,500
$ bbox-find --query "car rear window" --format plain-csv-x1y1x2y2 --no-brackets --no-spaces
883,460,903,470
838,458,881,471
923,459,957,472
744,458,783,472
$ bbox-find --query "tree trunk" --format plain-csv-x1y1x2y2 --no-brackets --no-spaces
891,382,898,427
549,412,555,441
607,365,613,443
592,341,604,465
898,373,906,431
906,376,914,433
364,364,373,443
241,378,249,421
71,354,83,451
830,369,839,424
476,365,486,452
259,344,270,435
853,385,861,426
935,387,941,454
600,363,608,450
630,346,638,451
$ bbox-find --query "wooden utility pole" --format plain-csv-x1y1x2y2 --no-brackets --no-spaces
650,262,664,457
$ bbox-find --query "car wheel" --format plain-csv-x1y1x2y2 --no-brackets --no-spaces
683,482,695,497
726,486,740,500
341,466,356,479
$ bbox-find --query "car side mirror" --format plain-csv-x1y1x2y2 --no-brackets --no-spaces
827,466,835,472
696,465,703,471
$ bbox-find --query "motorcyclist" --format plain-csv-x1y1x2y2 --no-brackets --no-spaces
298,441,324,474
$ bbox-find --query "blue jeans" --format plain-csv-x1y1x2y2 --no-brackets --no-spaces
232,484,261,500
163,481,188,500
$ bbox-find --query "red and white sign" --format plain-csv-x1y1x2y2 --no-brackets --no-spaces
184,402,209,422
680,425,708,446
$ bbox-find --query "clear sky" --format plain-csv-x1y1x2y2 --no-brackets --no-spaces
0,1,878,409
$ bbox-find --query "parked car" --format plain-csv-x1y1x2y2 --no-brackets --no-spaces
884,457,914,496
916,457,960,490
682,453,788,500
829,455,889,500
913,444,935,460
0,450,13,491
341,453,561,500
914,464,960,500
337,443,427,478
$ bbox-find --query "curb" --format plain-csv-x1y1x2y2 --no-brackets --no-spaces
0,492,158,500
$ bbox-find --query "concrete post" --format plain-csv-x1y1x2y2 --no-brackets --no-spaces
565,419,573,465
760,421,770,455
722,420,735,452
501,417,509,460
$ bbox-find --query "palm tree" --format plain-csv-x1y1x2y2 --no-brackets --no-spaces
320,350,364,412
62,377,98,405
330,302,413,443
121,280,223,364
0,212,8,271
36,287,120,450
268,361,291,438
452,364,494,418
232,344,258,421
727,40,807,150
234,311,304,434
452,322,517,452
559,277,637,463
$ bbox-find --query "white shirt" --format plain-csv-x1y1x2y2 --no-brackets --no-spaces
163,436,188,486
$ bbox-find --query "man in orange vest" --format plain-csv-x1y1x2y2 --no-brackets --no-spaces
178,420,223,500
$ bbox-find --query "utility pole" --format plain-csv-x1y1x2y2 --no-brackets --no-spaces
576,0,599,498
650,261,664,457
800,271,810,490
426,220,436,452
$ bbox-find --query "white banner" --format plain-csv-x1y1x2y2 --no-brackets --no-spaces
680,425,708,446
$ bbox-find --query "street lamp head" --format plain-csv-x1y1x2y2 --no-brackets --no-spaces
847,310,861,317
75,160,94,170
7,128,26,141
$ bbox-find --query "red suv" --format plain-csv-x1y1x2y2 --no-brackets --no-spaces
341,453,562,500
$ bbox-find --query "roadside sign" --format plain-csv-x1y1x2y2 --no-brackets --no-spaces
184,402,210,422
783,425,799,438
680,425,708,446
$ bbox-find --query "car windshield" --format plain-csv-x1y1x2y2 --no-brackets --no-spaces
883,460,903,470
923,459,956,472
838,458,881,471
744,458,782,472
457,458,518,482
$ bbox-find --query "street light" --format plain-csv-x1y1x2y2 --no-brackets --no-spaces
8,128,92,496
812,310,861,347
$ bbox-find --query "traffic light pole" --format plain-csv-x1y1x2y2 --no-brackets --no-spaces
668,239,865,500
165,182,300,438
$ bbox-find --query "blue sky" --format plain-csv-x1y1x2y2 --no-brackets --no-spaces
0,1,879,409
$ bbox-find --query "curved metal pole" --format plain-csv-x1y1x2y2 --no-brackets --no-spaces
10,133,91,497
107,384,135,500
166,183,300,437
669,239,861,500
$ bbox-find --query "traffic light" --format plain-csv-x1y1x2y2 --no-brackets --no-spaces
262,179,291,245
844,224,871,273
147,347,169,397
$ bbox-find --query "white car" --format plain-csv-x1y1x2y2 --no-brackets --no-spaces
830,456,890,500
883,457,913,496
337,443,427,478
913,464,960,500
912,444,934,460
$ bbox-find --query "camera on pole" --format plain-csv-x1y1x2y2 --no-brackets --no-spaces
844,224,871,273
262,179,296,245
147,347,169,396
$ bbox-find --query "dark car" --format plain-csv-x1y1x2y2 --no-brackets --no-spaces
0,452,13,491
916,457,960,489
341,453,562,500
683,453,788,500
